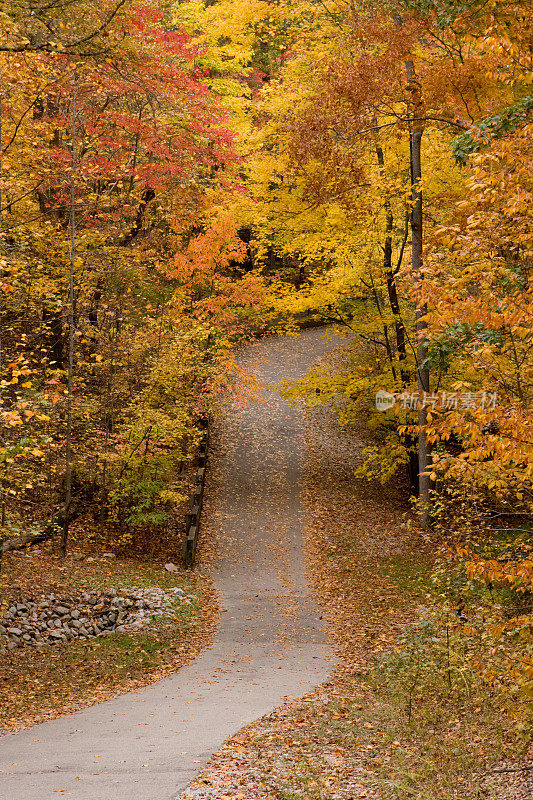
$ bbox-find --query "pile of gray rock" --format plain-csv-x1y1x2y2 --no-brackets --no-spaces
0,586,189,653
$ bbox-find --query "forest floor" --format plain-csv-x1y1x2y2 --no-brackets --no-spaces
178,345,531,800
0,547,217,734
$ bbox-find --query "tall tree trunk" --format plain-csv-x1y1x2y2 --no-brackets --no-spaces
0,66,5,562
61,74,78,556
406,59,430,527
374,135,408,379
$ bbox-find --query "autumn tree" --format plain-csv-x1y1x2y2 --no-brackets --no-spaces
0,0,261,553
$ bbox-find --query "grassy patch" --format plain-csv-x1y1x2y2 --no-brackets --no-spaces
379,554,433,599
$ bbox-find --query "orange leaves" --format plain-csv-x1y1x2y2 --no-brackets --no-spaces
466,558,533,593
162,214,266,333
419,108,533,513
167,216,247,287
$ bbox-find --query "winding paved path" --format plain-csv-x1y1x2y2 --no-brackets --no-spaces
0,328,341,800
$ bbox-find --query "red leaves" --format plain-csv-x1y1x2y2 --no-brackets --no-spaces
20,1,237,241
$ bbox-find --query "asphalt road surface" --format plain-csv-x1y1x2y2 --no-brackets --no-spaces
0,328,342,800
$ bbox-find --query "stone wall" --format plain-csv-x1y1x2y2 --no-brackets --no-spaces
0,586,189,653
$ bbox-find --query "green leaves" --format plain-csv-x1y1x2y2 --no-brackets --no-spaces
452,96,533,166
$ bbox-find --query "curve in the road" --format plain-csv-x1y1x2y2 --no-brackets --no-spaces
0,328,342,800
